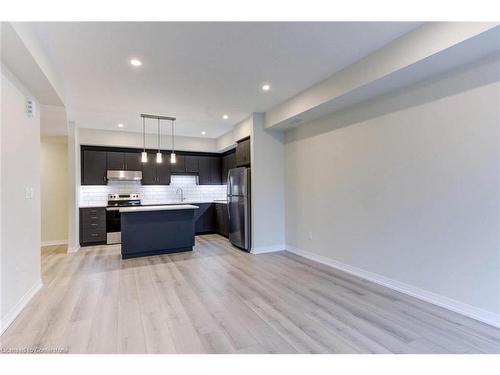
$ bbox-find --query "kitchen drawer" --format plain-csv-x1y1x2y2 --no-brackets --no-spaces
81,228,106,243
82,221,106,231
80,207,106,223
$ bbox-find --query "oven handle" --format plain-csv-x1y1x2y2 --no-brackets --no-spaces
106,207,120,211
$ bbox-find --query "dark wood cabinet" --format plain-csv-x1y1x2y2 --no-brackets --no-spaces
79,207,106,245
125,152,142,171
215,203,229,237
141,152,157,185
82,150,107,185
156,157,171,185
107,151,125,170
198,156,211,185
81,146,223,186
211,157,222,184
141,152,171,185
170,154,186,174
198,156,221,185
107,151,142,171
236,137,250,167
221,151,236,184
185,155,199,173
194,203,216,234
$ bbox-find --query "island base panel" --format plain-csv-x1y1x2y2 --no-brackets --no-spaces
122,247,192,259
121,209,196,259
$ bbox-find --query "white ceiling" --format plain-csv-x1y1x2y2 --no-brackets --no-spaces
29,22,421,138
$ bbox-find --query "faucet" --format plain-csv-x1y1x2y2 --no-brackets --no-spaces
176,188,185,202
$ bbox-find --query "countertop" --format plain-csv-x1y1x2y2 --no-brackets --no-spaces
119,204,199,213
79,199,227,208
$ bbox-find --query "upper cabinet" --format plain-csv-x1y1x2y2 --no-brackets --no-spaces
198,156,221,185
107,151,142,171
125,152,142,171
81,146,223,186
170,154,186,174
221,151,236,184
235,137,251,167
82,149,107,185
185,155,199,174
141,152,171,185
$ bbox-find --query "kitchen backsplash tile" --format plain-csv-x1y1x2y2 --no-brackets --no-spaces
80,175,226,206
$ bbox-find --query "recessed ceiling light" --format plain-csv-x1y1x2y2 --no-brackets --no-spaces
262,84,271,91
130,59,142,67
117,123,124,128
222,114,229,120
201,131,206,135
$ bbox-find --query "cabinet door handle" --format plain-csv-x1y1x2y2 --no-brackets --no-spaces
91,223,98,226
90,216,98,219
91,233,98,237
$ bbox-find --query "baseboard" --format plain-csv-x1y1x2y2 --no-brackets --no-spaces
67,245,80,253
41,239,68,247
251,244,286,254
0,279,43,336
286,245,500,329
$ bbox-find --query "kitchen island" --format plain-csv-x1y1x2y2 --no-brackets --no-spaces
119,204,199,259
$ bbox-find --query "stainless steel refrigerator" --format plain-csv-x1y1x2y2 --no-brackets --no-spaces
227,167,251,250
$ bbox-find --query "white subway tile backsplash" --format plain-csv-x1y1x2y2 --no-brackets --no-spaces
80,175,226,206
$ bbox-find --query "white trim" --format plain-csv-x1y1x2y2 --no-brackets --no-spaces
0,279,43,336
286,245,500,329
41,239,67,247
67,245,80,253
251,244,286,254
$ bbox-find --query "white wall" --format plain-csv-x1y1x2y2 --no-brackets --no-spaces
41,136,68,245
67,122,79,253
0,66,42,334
79,127,217,153
216,117,252,151
251,113,286,253
284,57,500,326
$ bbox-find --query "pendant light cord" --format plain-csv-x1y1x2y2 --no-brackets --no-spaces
143,117,146,151
172,119,175,152
157,118,160,151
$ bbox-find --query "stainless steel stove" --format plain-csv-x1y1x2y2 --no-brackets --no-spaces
106,193,141,244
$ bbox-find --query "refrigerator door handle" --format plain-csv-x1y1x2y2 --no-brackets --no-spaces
227,171,231,221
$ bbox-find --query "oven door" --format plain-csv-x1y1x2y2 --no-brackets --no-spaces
106,208,121,244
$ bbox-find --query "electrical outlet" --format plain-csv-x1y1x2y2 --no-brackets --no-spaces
308,231,313,240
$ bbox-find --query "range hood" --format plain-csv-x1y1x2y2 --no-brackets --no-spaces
107,170,142,181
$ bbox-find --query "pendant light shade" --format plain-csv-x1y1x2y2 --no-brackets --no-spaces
156,118,162,164
141,117,148,163
170,119,176,164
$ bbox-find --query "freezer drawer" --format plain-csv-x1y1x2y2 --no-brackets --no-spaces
228,196,250,250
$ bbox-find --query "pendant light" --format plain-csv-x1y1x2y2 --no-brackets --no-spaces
156,118,162,163
170,118,176,164
141,117,148,163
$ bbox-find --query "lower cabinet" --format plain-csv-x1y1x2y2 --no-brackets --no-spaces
193,203,228,237
79,207,106,246
194,203,216,234
215,203,229,237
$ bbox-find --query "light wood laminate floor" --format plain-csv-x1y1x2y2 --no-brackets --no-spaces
1,234,499,354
